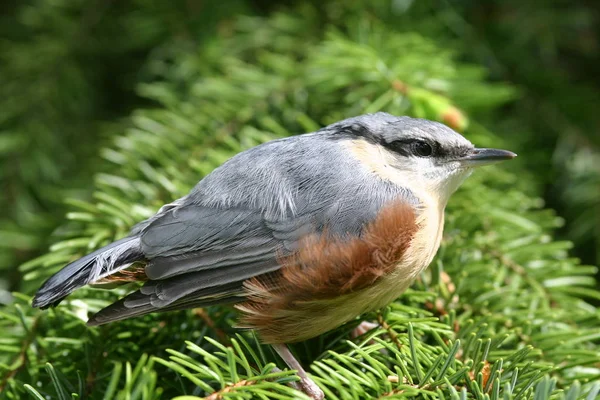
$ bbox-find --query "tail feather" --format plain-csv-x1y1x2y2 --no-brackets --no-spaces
32,236,144,309
86,286,243,326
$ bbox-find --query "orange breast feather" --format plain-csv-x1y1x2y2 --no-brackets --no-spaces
237,201,418,343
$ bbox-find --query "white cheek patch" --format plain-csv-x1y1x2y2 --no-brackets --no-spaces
413,161,472,205
347,139,472,206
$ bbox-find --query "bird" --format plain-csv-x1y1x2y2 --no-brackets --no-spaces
32,112,516,399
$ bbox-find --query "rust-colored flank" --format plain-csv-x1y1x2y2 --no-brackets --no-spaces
237,201,418,342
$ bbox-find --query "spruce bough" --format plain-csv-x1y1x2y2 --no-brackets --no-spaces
1,3,599,400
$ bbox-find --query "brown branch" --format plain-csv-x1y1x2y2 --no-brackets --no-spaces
204,379,254,400
0,315,41,392
376,313,403,351
192,308,230,344
378,377,423,398
84,326,112,398
391,80,410,94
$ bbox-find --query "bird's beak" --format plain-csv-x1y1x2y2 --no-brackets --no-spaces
458,148,517,167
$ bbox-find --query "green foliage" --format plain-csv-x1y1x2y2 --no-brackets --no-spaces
1,1,599,399
0,0,251,294
434,1,600,266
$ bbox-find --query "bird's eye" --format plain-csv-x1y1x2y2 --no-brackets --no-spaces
412,141,433,157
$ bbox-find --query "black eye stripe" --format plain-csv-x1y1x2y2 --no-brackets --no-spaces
385,139,438,157
383,140,412,156
329,124,458,158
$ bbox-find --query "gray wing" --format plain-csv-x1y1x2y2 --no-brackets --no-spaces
87,199,380,325
86,134,418,325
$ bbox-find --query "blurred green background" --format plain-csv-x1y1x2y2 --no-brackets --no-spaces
1,1,600,398
2,0,597,299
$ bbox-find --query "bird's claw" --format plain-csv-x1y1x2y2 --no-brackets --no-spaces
351,320,379,338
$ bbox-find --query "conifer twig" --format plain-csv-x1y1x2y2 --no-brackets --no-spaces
0,315,40,392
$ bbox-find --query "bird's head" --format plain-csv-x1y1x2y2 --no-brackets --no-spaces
333,113,516,205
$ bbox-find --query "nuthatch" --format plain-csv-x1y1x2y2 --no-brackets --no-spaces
33,113,516,399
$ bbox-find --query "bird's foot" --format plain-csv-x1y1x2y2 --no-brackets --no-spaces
272,367,323,399
351,320,379,338
271,344,324,400
299,376,324,400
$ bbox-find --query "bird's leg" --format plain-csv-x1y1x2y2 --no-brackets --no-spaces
272,344,324,400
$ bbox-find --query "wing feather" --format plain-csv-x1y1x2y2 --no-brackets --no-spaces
87,182,415,325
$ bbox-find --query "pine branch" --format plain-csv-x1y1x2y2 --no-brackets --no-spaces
1,2,598,400
0,311,41,392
